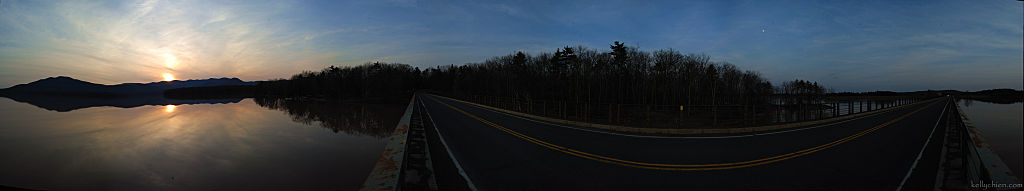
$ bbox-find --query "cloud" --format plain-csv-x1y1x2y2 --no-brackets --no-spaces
0,0,1019,92
0,0,339,86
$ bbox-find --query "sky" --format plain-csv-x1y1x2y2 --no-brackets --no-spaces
0,0,1021,92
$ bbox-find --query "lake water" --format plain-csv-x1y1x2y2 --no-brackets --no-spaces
957,99,1023,178
0,97,404,190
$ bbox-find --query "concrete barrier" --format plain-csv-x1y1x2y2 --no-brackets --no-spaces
360,97,416,191
955,101,1021,188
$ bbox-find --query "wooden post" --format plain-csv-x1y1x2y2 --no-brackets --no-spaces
777,104,782,123
847,100,852,115
713,105,718,128
816,101,822,120
833,101,838,117
679,105,684,128
563,101,567,119
835,101,839,117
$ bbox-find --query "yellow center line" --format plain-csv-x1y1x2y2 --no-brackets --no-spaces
428,96,936,171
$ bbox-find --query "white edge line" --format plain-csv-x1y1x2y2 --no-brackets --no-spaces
435,94,926,139
896,98,948,191
419,96,480,191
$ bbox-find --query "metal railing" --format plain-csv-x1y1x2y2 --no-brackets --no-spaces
449,94,936,129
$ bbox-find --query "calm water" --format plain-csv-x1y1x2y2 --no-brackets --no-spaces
0,97,404,190
957,99,1023,178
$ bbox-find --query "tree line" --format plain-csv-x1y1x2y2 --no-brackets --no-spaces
254,62,423,101
422,42,776,107
776,79,830,107
251,42,826,107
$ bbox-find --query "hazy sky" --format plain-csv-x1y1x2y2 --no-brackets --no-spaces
1,0,1021,91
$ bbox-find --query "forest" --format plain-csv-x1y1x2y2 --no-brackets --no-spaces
258,42,785,107
422,42,777,108
253,62,423,102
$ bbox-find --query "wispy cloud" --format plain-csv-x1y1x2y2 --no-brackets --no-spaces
0,0,338,86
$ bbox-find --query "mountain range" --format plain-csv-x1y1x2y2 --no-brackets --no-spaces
0,76,256,111
0,76,256,96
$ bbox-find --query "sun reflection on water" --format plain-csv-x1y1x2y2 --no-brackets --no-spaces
0,99,396,190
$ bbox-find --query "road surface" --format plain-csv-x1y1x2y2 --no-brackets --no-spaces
416,93,951,190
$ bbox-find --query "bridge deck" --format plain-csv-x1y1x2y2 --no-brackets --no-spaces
411,94,954,190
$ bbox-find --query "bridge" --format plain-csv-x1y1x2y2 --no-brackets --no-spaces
362,93,1019,190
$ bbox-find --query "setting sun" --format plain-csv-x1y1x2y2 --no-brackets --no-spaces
164,105,175,112
162,73,175,81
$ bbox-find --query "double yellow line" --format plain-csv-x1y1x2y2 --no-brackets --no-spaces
428,96,936,171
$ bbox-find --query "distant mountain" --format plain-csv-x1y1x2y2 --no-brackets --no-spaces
0,76,256,96
0,76,256,111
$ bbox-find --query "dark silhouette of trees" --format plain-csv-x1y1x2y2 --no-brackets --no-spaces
255,62,421,101
959,88,1024,104
777,79,826,106
421,43,775,108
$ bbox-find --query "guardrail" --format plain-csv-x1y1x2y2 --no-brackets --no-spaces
434,94,941,135
445,94,936,129
954,99,1021,190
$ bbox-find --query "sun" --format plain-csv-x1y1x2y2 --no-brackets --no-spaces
163,53,179,68
163,73,176,81
164,105,175,112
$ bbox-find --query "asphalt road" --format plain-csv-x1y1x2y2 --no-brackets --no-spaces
416,93,952,190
